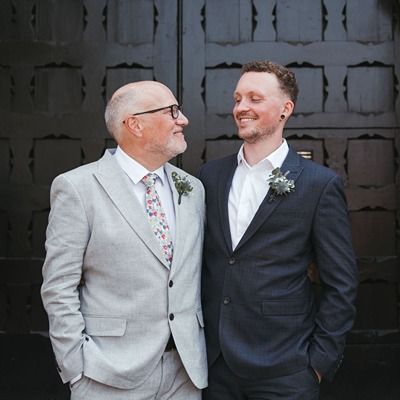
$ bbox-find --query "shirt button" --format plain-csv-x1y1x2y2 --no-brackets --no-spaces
228,257,236,265
223,297,231,305
169,280,173,287
169,313,174,321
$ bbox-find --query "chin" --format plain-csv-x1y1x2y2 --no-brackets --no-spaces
178,144,188,155
169,143,187,158
238,131,259,144
179,139,188,152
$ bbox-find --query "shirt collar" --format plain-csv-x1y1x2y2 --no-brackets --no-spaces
114,146,166,185
237,139,289,170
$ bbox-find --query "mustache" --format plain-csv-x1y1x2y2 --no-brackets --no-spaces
236,113,256,118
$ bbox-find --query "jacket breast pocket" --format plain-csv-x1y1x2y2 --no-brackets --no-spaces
84,316,127,336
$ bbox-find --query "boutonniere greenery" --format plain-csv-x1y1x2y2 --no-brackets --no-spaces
171,171,193,205
267,167,295,202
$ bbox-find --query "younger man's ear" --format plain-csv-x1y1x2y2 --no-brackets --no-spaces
283,100,294,117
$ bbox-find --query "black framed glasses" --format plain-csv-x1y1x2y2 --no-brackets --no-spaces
130,104,181,120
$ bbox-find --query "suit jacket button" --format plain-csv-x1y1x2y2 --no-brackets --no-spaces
169,280,174,287
169,313,174,321
223,297,231,305
228,257,236,265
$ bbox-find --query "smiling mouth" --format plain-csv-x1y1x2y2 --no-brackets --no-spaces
237,113,257,119
239,118,256,122
237,116,257,125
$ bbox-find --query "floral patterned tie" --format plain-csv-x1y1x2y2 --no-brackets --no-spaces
142,173,174,266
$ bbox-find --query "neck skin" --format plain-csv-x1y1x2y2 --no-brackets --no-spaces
242,132,284,166
119,143,166,171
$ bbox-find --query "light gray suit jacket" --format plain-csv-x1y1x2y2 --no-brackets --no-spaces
41,149,207,389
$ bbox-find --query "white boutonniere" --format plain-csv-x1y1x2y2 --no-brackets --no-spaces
171,171,193,205
267,167,295,202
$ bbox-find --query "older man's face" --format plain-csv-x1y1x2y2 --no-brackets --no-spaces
139,89,189,160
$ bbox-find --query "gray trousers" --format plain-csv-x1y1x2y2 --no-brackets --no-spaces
70,350,201,400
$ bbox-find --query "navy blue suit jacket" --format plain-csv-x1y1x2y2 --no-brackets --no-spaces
199,147,358,381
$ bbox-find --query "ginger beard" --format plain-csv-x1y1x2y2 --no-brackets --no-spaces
236,118,280,144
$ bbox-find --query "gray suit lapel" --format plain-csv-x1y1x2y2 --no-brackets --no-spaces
234,148,304,252
164,163,188,271
94,150,170,269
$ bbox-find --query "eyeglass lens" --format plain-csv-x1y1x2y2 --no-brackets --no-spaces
171,105,180,119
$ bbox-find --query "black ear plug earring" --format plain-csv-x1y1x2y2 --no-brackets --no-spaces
280,114,285,120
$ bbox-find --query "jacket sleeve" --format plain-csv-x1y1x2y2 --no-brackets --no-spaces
41,174,90,383
309,174,358,381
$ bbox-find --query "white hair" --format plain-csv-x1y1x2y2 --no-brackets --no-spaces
104,90,137,141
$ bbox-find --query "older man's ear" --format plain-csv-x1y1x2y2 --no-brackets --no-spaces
123,116,143,138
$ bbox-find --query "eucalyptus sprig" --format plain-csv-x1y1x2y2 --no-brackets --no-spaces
267,167,295,202
171,171,193,205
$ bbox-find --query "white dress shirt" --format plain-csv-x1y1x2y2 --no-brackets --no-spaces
114,146,176,242
228,139,289,250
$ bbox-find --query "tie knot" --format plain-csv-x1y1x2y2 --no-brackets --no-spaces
142,173,158,188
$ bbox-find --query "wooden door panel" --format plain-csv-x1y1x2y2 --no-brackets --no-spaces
348,139,394,186
354,283,398,330
351,211,396,256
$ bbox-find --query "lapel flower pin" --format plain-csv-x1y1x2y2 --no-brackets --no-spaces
171,171,193,205
267,167,295,202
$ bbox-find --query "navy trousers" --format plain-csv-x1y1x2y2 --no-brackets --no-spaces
203,355,320,400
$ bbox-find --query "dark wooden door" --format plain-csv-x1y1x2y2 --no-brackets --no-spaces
0,1,180,397
0,0,179,333
0,0,399,398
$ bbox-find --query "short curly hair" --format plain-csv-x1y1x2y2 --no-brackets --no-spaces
241,61,298,104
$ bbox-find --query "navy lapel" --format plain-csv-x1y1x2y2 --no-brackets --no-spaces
218,155,238,253
234,148,304,252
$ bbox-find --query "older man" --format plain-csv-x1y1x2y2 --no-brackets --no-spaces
41,81,207,399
